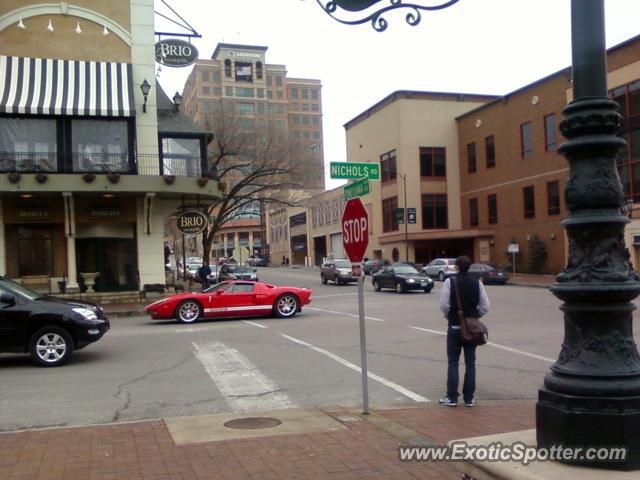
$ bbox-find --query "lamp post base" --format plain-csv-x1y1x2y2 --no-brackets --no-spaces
537,388,640,470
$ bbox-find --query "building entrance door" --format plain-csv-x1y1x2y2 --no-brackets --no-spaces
76,238,138,292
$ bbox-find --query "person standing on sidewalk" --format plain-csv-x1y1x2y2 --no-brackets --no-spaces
438,255,490,407
198,261,212,291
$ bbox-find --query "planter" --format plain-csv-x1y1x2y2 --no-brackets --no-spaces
163,174,176,185
80,272,100,293
35,172,48,184
107,172,120,184
197,176,209,187
7,172,21,183
82,172,96,183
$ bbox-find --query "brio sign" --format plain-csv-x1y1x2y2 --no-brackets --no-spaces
155,39,199,67
176,211,208,235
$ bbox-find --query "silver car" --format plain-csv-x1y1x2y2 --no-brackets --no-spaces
320,259,356,285
422,258,457,281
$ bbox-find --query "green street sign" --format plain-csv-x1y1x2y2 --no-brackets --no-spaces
344,177,370,200
330,162,380,180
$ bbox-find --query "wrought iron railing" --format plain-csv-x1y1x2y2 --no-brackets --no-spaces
0,151,208,178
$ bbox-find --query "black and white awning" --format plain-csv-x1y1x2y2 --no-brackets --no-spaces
0,56,135,117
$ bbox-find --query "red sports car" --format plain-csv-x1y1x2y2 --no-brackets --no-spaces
144,281,312,324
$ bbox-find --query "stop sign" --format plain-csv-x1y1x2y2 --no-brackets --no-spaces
342,198,369,263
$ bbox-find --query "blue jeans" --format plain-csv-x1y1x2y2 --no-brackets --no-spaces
446,327,477,403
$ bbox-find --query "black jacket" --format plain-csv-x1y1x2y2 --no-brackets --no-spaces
447,273,481,327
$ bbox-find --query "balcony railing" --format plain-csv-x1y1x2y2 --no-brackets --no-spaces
0,151,208,178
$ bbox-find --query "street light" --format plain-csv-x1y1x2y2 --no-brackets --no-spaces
398,172,409,263
317,0,640,469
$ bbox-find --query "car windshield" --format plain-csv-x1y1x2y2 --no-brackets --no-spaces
203,282,232,293
0,277,40,300
394,266,419,274
235,266,253,273
335,261,351,268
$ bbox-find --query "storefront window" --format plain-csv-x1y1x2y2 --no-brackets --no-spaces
161,137,202,177
0,118,57,172
72,120,129,172
18,227,53,276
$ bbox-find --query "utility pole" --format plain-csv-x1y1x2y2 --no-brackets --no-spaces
400,173,409,262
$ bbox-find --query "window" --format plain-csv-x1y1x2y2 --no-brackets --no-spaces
302,116,309,125
256,61,263,79
275,76,282,87
311,89,319,100
225,86,233,97
73,120,129,172
276,91,283,99
266,75,272,86
523,186,535,219
202,86,210,95
257,88,264,98
214,87,222,96
235,87,254,98
380,149,397,183
419,147,446,177
488,194,498,224
235,62,253,82
467,142,476,173
312,117,320,125
382,197,399,232
521,122,533,158
544,114,557,151
212,71,221,83
161,137,202,177
469,198,479,227
613,80,640,200
311,104,319,112
302,89,309,100
301,103,309,111
224,59,232,77
547,181,560,215
0,118,57,171
422,194,448,229
485,135,495,168
18,226,53,276
202,71,209,82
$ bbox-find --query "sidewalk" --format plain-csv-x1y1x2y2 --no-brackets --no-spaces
0,400,536,480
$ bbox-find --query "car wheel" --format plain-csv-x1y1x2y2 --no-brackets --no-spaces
176,300,202,324
373,280,381,291
29,326,74,367
438,271,445,282
423,286,433,293
396,282,405,294
321,273,327,284
274,294,299,318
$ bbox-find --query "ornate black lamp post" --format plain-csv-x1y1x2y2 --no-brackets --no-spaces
317,0,640,469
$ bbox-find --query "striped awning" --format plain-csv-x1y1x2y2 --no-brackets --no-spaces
0,56,135,117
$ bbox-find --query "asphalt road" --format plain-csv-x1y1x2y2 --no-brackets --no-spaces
2,267,635,432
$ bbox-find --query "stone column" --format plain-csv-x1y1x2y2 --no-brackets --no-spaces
0,199,5,276
62,193,79,292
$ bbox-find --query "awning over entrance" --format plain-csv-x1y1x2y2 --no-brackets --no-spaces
0,56,135,117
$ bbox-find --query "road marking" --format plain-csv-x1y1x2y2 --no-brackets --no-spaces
243,320,268,329
280,334,429,403
409,326,554,363
192,341,294,412
306,306,385,322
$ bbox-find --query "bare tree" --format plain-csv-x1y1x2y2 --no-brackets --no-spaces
199,110,304,265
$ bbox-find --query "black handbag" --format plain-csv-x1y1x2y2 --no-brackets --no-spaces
453,278,489,346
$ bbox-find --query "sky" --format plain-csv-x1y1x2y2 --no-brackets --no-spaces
155,0,640,189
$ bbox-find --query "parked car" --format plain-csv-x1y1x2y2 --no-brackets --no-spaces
145,280,312,323
422,258,458,281
207,264,220,283
186,262,200,279
363,258,390,275
0,277,110,366
468,263,509,285
320,259,357,285
218,264,259,282
372,263,434,293
247,256,269,267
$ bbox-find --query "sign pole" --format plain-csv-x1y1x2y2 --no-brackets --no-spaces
357,265,369,415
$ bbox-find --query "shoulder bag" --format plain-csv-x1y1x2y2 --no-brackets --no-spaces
453,278,489,346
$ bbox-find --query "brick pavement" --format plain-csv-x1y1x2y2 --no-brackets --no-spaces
0,401,536,480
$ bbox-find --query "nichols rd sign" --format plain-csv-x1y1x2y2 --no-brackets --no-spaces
342,197,369,263
330,162,380,180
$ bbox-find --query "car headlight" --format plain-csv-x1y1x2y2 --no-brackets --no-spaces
73,307,98,320
250,274,257,279
407,278,414,283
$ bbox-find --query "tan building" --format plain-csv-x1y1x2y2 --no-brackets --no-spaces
0,1,217,295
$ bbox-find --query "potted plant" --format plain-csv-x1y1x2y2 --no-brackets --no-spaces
197,176,209,187
35,172,48,184
82,172,96,183
7,171,21,183
163,174,176,184
107,172,120,183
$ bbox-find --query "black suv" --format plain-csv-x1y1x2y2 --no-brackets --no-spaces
0,277,109,367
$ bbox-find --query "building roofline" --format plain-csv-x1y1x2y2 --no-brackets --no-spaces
212,43,268,59
456,33,640,121
344,90,499,131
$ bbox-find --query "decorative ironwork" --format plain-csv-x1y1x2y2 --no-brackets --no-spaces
316,0,460,31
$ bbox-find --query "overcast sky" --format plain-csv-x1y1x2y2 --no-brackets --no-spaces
155,0,640,189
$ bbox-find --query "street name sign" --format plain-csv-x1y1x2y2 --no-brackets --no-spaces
342,198,369,263
330,162,380,180
344,177,370,199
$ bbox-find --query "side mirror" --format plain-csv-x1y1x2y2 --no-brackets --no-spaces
215,288,225,295
0,292,16,306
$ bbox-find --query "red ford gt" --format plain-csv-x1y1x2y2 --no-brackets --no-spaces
144,281,312,324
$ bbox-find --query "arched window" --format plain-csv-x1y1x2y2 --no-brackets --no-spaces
224,59,232,77
256,61,263,79
392,248,400,262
